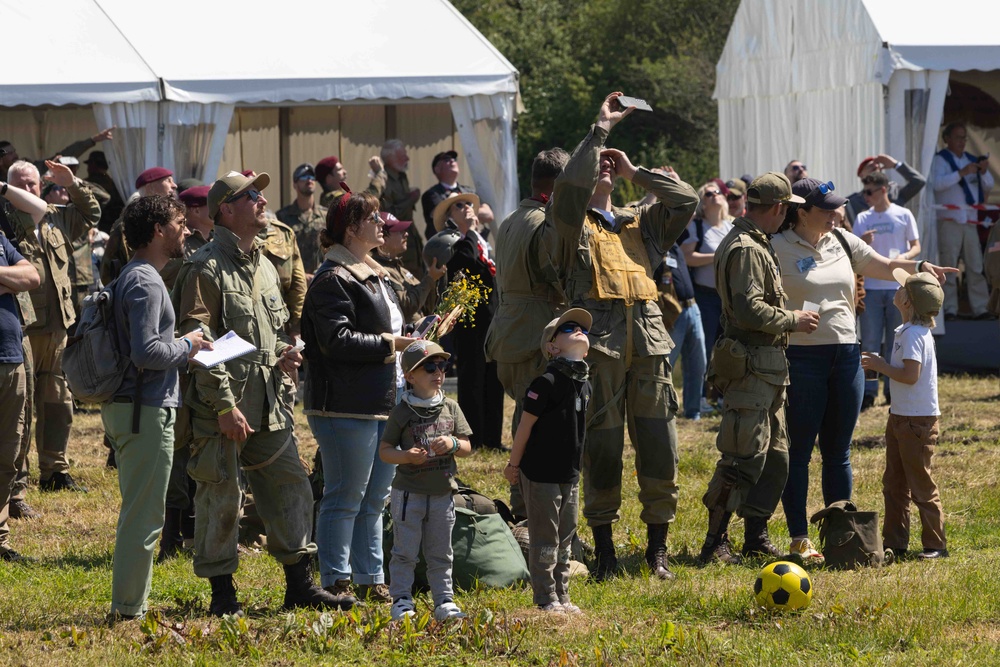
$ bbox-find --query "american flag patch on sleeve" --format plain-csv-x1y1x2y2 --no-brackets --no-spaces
527,390,539,400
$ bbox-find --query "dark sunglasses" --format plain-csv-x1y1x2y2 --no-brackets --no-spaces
862,188,881,197
791,164,807,172
554,321,588,336
420,360,450,374
703,189,722,198
225,188,262,204
726,193,742,201
452,200,473,209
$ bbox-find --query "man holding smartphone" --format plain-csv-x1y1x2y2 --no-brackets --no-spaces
931,121,994,320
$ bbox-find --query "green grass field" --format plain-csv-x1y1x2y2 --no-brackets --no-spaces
2,374,999,666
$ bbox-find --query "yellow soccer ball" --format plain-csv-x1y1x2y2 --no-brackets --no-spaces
753,560,812,611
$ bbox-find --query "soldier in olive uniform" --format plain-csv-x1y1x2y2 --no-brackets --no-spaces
276,164,328,279
548,94,699,581
379,140,426,279
371,212,444,323
173,171,351,616
697,172,819,564
7,160,99,493
258,218,306,336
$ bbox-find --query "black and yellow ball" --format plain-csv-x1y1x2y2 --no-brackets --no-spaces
753,560,812,611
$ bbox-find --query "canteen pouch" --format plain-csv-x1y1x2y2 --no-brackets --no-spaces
707,337,747,392
810,500,884,569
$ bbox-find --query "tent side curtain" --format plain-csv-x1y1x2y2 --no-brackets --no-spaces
92,102,159,203
449,94,519,226
161,102,235,185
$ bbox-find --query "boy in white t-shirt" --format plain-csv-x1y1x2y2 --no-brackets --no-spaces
861,269,947,561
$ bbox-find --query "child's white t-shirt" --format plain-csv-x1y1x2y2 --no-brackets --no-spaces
889,323,939,417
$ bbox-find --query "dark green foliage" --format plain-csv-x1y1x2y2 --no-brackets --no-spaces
453,0,741,202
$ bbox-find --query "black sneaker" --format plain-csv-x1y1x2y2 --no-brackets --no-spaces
39,472,88,493
860,394,876,412
917,548,949,560
0,548,34,563
8,499,41,520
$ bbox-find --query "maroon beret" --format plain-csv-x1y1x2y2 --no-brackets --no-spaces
135,167,173,190
178,185,211,207
315,156,341,184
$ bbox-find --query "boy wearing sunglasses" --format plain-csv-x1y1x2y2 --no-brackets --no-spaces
379,340,473,622
504,308,592,613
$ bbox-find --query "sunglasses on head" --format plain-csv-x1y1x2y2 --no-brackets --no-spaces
808,181,835,199
554,321,588,336
225,188,262,204
420,360,450,374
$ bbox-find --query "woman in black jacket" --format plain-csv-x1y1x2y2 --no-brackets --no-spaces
302,191,411,603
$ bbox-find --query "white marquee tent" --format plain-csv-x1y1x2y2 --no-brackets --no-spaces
714,0,1000,262
1,0,521,225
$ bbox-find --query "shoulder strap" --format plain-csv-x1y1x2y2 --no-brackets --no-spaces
938,149,979,205
694,218,706,253
830,227,853,263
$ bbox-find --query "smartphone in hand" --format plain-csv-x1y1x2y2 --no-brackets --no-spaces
614,95,653,112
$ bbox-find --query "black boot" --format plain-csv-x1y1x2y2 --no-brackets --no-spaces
208,574,242,617
644,523,675,580
590,524,618,582
157,507,183,563
283,557,355,610
698,508,742,565
742,516,783,560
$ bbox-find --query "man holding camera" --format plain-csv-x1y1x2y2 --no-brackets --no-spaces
931,122,994,320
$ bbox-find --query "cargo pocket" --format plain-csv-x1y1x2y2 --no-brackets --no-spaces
262,286,289,332
187,436,229,484
221,290,255,338
717,388,768,459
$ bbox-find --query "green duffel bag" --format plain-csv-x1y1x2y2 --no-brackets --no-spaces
383,503,529,590
810,500,884,569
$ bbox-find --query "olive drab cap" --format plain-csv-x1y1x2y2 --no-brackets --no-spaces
540,307,593,359
746,172,805,206
208,170,270,218
892,269,944,317
401,339,451,374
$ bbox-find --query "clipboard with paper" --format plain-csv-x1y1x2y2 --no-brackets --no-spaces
192,330,257,368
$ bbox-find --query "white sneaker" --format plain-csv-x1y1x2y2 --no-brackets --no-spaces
390,598,416,621
700,398,716,414
789,538,825,565
433,601,466,621
538,602,565,613
560,601,582,614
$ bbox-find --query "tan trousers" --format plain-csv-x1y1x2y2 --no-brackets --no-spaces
0,363,27,551
937,219,990,316
26,331,73,479
10,340,34,501
882,414,946,551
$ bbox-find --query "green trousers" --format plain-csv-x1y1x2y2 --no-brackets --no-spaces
102,402,175,617
582,351,680,527
0,363,26,553
187,422,316,579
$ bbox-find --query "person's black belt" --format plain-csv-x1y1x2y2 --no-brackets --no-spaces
680,298,696,309
112,396,133,403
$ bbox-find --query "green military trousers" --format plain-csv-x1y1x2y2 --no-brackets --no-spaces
702,370,789,519
187,422,316,579
582,350,680,527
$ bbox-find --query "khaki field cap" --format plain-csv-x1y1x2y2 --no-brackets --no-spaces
892,269,944,317
540,307,593,359
208,170,270,218
401,339,451,374
746,172,806,206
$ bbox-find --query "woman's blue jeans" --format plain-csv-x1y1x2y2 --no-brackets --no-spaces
309,415,396,587
860,289,900,399
694,284,723,363
781,343,863,538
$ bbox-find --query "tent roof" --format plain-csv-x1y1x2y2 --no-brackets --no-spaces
2,0,518,107
3,2,160,106
863,0,1000,72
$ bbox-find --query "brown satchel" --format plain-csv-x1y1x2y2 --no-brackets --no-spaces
810,500,884,569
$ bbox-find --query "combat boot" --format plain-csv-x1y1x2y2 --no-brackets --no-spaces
590,524,618,581
644,523,675,580
157,507,183,563
208,574,243,617
741,516,783,560
283,557,355,610
698,508,742,565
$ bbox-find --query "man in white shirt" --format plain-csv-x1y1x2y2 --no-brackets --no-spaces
930,122,994,319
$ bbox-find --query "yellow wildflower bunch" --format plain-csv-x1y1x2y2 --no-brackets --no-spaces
427,271,492,340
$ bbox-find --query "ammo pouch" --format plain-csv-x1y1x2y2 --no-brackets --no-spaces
709,337,747,384
810,500,884,569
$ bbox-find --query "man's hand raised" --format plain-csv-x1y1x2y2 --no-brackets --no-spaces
601,148,637,182
44,159,76,188
596,92,634,132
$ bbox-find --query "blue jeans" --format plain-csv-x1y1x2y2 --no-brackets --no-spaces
667,304,707,419
781,344,863,538
694,284,723,364
860,289,900,399
309,415,396,587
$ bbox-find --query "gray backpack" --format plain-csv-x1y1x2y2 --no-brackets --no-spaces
63,282,131,405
